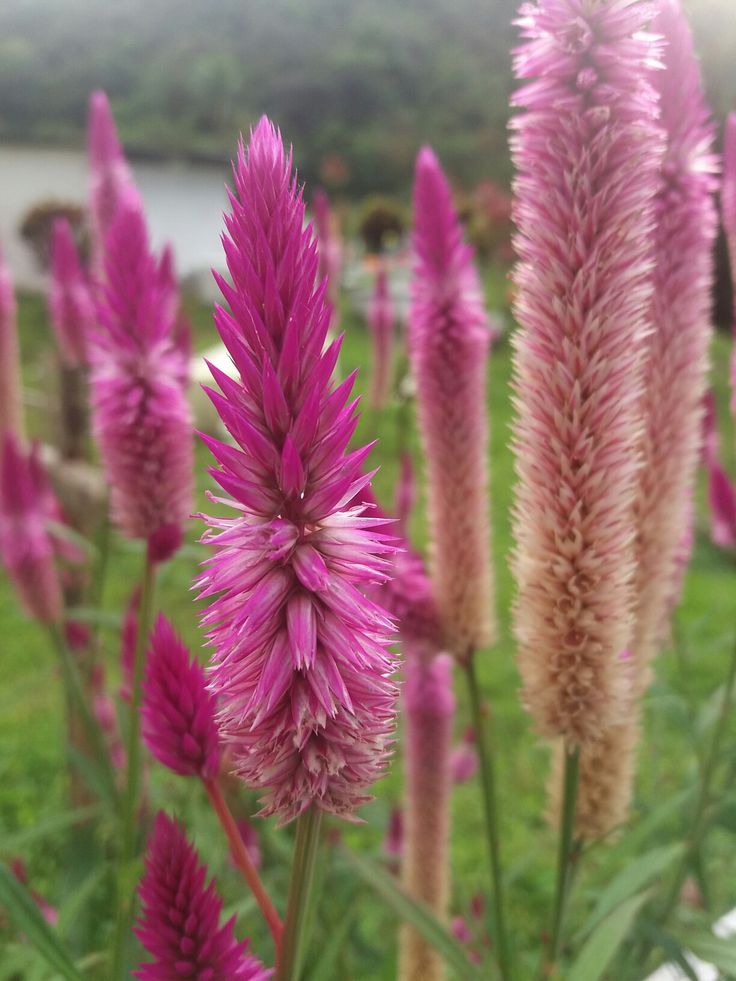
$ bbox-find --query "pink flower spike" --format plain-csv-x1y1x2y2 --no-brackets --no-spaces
722,113,736,414
135,812,272,981
142,615,222,781
48,219,94,367
510,0,665,747
0,244,23,443
313,188,342,322
707,452,736,551
409,146,495,657
90,196,194,560
451,728,479,785
368,260,394,409
0,434,62,624
87,90,141,258
199,118,398,822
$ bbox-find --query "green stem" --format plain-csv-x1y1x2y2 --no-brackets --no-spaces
277,807,323,981
463,655,511,979
658,630,736,921
548,745,580,975
111,552,157,979
47,623,118,805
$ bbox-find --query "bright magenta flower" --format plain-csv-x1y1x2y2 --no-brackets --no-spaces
48,218,94,368
198,118,398,822
723,113,736,416
704,394,736,551
0,435,62,624
368,261,394,409
142,615,222,781
87,90,141,257
409,146,495,657
0,245,23,443
90,195,194,562
135,812,271,981
510,0,664,746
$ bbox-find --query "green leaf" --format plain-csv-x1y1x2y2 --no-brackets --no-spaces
340,848,487,980
567,892,649,981
303,900,355,981
0,863,85,980
678,930,736,975
579,843,683,940
621,788,695,854
1,805,101,853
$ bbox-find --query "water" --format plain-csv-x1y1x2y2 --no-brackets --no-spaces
0,145,229,290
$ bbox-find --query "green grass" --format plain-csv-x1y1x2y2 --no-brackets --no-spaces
1,280,735,979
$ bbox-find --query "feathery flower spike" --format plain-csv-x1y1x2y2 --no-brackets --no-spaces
409,146,495,657
90,194,194,562
572,0,718,839
88,90,141,260
135,812,271,980
198,118,398,822
142,615,222,780
722,113,736,416
368,261,395,409
510,0,664,747
48,219,94,368
0,435,63,624
0,245,23,444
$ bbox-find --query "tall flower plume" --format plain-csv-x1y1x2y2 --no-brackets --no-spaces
723,113,736,417
135,812,271,980
510,0,664,747
0,244,23,444
409,146,494,658
48,219,94,368
142,615,222,780
572,0,719,839
87,90,141,259
368,261,395,409
90,194,194,562
198,118,398,822
0,435,63,624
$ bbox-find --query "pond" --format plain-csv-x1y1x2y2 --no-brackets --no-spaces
0,144,229,291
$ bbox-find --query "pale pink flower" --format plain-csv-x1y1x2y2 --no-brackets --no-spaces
198,118,398,822
510,0,664,746
368,261,395,409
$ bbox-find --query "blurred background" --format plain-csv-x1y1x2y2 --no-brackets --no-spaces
1,0,734,301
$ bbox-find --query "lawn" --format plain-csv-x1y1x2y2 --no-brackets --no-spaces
1,274,735,979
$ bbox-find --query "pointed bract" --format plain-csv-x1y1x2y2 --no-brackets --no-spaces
409,147,495,657
142,615,222,781
135,813,271,980
198,118,398,822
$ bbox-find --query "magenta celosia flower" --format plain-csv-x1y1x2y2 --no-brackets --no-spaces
723,113,736,416
383,807,404,861
90,195,194,562
632,0,718,674
88,90,141,259
368,261,395,409
48,219,94,368
135,812,271,981
451,728,479,785
313,188,342,323
510,0,664,747
156,244,191,388
142,615,222,781
0,435,62,624
409,146,495,658
198,118,398,822
0,244,23,443
703,392,736,550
